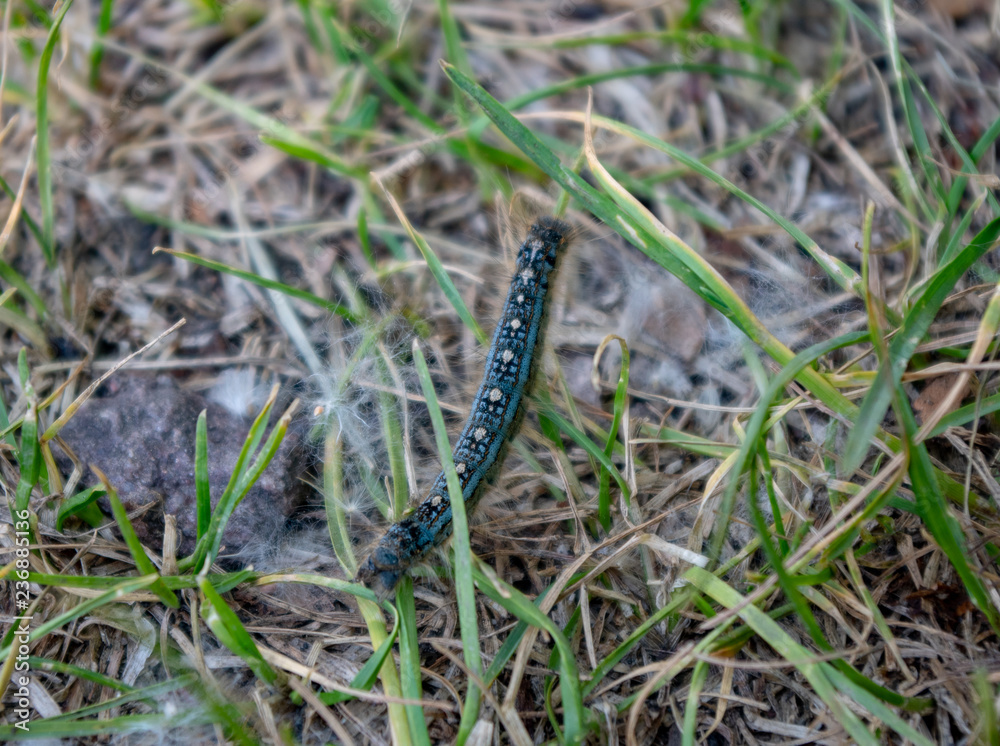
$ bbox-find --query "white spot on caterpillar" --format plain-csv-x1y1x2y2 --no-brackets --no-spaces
358,217,571,595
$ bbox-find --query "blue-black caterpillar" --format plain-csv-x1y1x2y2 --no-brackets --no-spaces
357,216,571,597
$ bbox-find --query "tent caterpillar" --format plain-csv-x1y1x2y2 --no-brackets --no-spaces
357,216,571,597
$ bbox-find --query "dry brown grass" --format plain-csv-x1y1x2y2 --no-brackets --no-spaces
1,1,999,744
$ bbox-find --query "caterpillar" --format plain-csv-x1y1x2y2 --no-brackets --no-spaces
357,216,571,598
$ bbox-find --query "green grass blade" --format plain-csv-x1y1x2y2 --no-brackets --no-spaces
890,380,1000,632
582,587,692,698
824,666,937,746
35,0,73,266
742,454,915,715
592,336,630,531
194,410,211,540
880,0,939,220
928,391,1000,438
55,484,106,531
182,389,287,572
946,113,1000,219
0,381,13,451
436,0,471,80
0,575,159,660
348,35,440,133
685,566,880,746
543,31,795,73
198,576,277,685
710,331,867,560
154,247,358,322
380,187,488,345
93,466,179,608
536,406,630,499
211,401,299,564
842,216,1000,475
323,418,359,577
14,386,40,515
482,582,558,686
681,660,708,746
28,656,134,693
0,258,47,319
318,619,402,705
358,208,376,268
939,190,988,265
88,0,114,87
471,561,590,745
45,674,197,721
376,353,410,518
354,593,411,744
0,173,45,249
974,671,999,745
0,712,209,741
259,134,365,177
469,64,794,142
28,570,255,594
0,302,50,353
412,341,483,741
393,578,432,745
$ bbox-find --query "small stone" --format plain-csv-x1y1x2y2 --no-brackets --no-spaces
55,375,307,559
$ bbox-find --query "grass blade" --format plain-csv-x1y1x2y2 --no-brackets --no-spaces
685,566,880,746
194,410,211,540
88,0,114,87
843,216,1000,475
92,466,179,608
472,560,590,745
198,576,276,685
14,385,41,515
378,183,488,346
0,575,159,660
890,378,1000,632
412,340,483,741
35,0,73,265
592,335,630,531
54,484,106,531
154,247,358,322
393,578,432,745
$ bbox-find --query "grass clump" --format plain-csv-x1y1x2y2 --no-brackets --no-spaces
1,1,999,743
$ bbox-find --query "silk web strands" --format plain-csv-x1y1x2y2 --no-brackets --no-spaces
357,216,571,597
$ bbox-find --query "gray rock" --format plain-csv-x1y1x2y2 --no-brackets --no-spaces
55,374,308,560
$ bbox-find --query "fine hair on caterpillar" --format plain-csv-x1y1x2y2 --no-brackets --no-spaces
357,214,574,597
458,207,577,363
